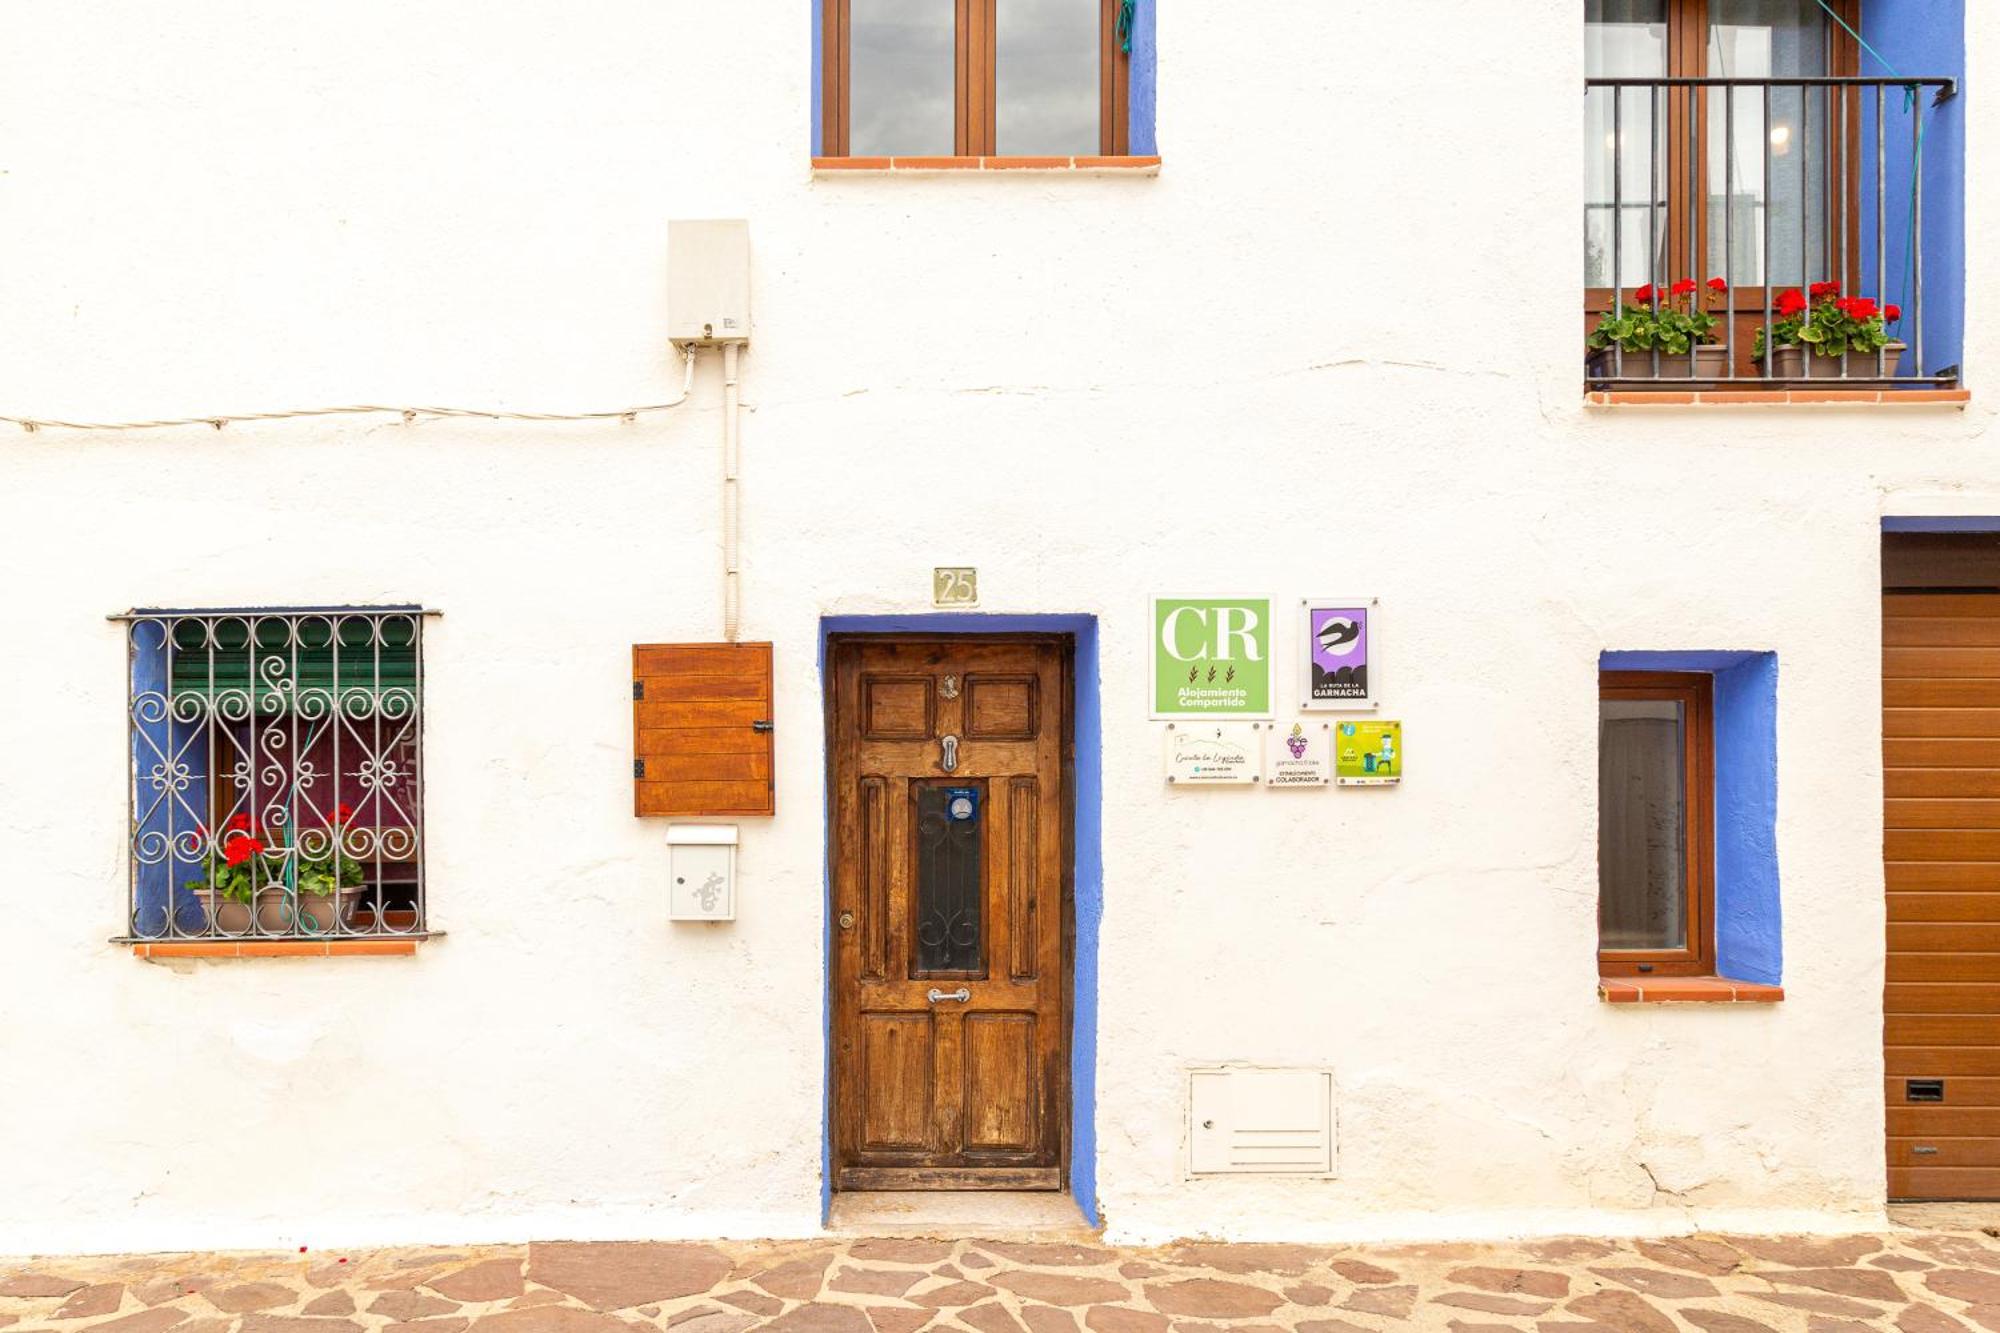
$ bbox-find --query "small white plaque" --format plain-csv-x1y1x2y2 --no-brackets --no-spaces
1165,723,1262,785
933,567,978,607
1265,722,1331,787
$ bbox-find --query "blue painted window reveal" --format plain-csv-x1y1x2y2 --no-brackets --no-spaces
1600,651,1781,986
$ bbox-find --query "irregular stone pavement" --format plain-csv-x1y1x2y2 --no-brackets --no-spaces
9,1228,2000,1333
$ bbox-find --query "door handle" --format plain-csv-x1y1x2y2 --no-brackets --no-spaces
927,987,972,1004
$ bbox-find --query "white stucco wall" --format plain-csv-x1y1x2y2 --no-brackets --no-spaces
2,1,1998,1255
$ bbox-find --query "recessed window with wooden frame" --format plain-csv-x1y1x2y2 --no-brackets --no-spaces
1599,671,1716,977
821,0,1130,158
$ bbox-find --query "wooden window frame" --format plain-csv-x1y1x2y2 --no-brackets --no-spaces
1585,0,1862,319
821,0,1130,158
1598,670,1717,978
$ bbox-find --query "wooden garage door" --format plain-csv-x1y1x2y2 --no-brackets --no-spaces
1886,589,2000,1199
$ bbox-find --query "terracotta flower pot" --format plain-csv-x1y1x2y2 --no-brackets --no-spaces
1587,344,1731,383
296,887,367,935
1762,340,1907,379
195,885,360,935
193,886,292,934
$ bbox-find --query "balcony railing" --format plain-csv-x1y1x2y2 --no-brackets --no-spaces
1584,75,1958,390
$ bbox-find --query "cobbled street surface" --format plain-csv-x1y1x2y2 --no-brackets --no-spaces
9,1229,2000,1333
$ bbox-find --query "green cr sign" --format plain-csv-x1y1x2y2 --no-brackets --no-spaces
1151,597,1272,717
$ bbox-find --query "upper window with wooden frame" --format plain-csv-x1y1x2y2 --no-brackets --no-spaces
1599,671,1716,976
821,0,1131,158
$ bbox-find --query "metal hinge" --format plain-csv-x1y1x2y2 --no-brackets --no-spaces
753,719,774,733
633,680,644,701
634,759,645,780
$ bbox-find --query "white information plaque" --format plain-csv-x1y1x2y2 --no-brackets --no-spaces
1165,723,1262,785
1265,722,1331,787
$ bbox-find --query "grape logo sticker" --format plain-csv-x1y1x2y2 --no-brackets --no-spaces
1301,599,1376,710
1151,598,1272,718
1265,721,1331,787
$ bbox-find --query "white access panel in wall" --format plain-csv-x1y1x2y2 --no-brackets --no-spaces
1188,1067,1336,1176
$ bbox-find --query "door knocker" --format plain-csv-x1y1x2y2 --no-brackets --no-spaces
939,734,960,773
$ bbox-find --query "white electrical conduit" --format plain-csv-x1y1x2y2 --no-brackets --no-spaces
722,340,743,643
1,347,698,434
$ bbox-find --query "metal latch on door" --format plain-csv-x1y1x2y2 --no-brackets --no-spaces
927,987,971,1004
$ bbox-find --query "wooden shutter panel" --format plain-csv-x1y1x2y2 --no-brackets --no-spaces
632,642,774,817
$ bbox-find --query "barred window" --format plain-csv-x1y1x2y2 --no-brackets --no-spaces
124,608,428,941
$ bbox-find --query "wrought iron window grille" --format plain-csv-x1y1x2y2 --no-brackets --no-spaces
118,607,433,943
1584,75,1959,390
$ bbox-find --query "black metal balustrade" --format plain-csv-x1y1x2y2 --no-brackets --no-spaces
120,608,430,942
1585,75,1957,389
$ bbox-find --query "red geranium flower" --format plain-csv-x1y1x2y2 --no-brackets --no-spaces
1885,304,1903,322
1776,288,1808,317
1671,278,1699,297
1840,297,1879,320
222,834,264,867
1708,277,1729,293
1810,280,1842,299
1634,283,1656,304
228,813,253,832
334,803,354,825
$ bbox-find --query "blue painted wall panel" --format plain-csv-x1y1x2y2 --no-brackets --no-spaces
1860,0,1964,378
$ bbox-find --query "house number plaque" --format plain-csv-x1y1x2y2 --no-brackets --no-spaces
933,567,978,607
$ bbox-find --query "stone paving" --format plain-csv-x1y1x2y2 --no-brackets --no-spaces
10,1229,2000,1333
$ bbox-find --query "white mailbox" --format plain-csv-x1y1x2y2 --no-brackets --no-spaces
666,824,737,921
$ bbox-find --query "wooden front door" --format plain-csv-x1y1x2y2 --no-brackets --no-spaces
1885,587,2000,1199
829,635,1069,1191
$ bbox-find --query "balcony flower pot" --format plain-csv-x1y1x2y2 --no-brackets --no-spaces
191,885,292,934
296,886,368,935
1586,277,1735,385
1763,340,1907,380
1587,343,1731,383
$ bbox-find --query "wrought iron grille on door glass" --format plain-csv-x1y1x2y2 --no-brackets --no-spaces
914,784,982,975
123,608,427,941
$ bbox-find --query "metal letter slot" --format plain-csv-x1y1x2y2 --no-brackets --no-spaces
1907,1078,1946,1103
927,987,972,1004
939,734,960,773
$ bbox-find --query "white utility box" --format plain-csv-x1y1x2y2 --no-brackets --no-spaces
667,219,751,345
1188,1067,1336,1176
666,824,738,921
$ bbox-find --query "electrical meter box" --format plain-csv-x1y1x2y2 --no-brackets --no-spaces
667,219,751,345
666,824,737,922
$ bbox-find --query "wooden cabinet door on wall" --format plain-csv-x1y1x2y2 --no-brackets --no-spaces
632,642,774,817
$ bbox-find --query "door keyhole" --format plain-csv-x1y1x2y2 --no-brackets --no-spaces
940,734,959,773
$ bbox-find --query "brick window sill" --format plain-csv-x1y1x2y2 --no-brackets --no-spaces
1586,389,1969,408
812,155,1161,176
1599,976,1784,1003
130,938,426,959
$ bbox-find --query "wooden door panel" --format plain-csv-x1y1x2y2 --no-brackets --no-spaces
863,677,936,739
861,1013,936,1151
1888,590,2000,1199
963,1013,1038,1152
1890,770,2000,799
1887,1047,2000,1077
1887,1077,2000,1108
964,674,1038,739
1890,954,2000,984
831,635,1069,1190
